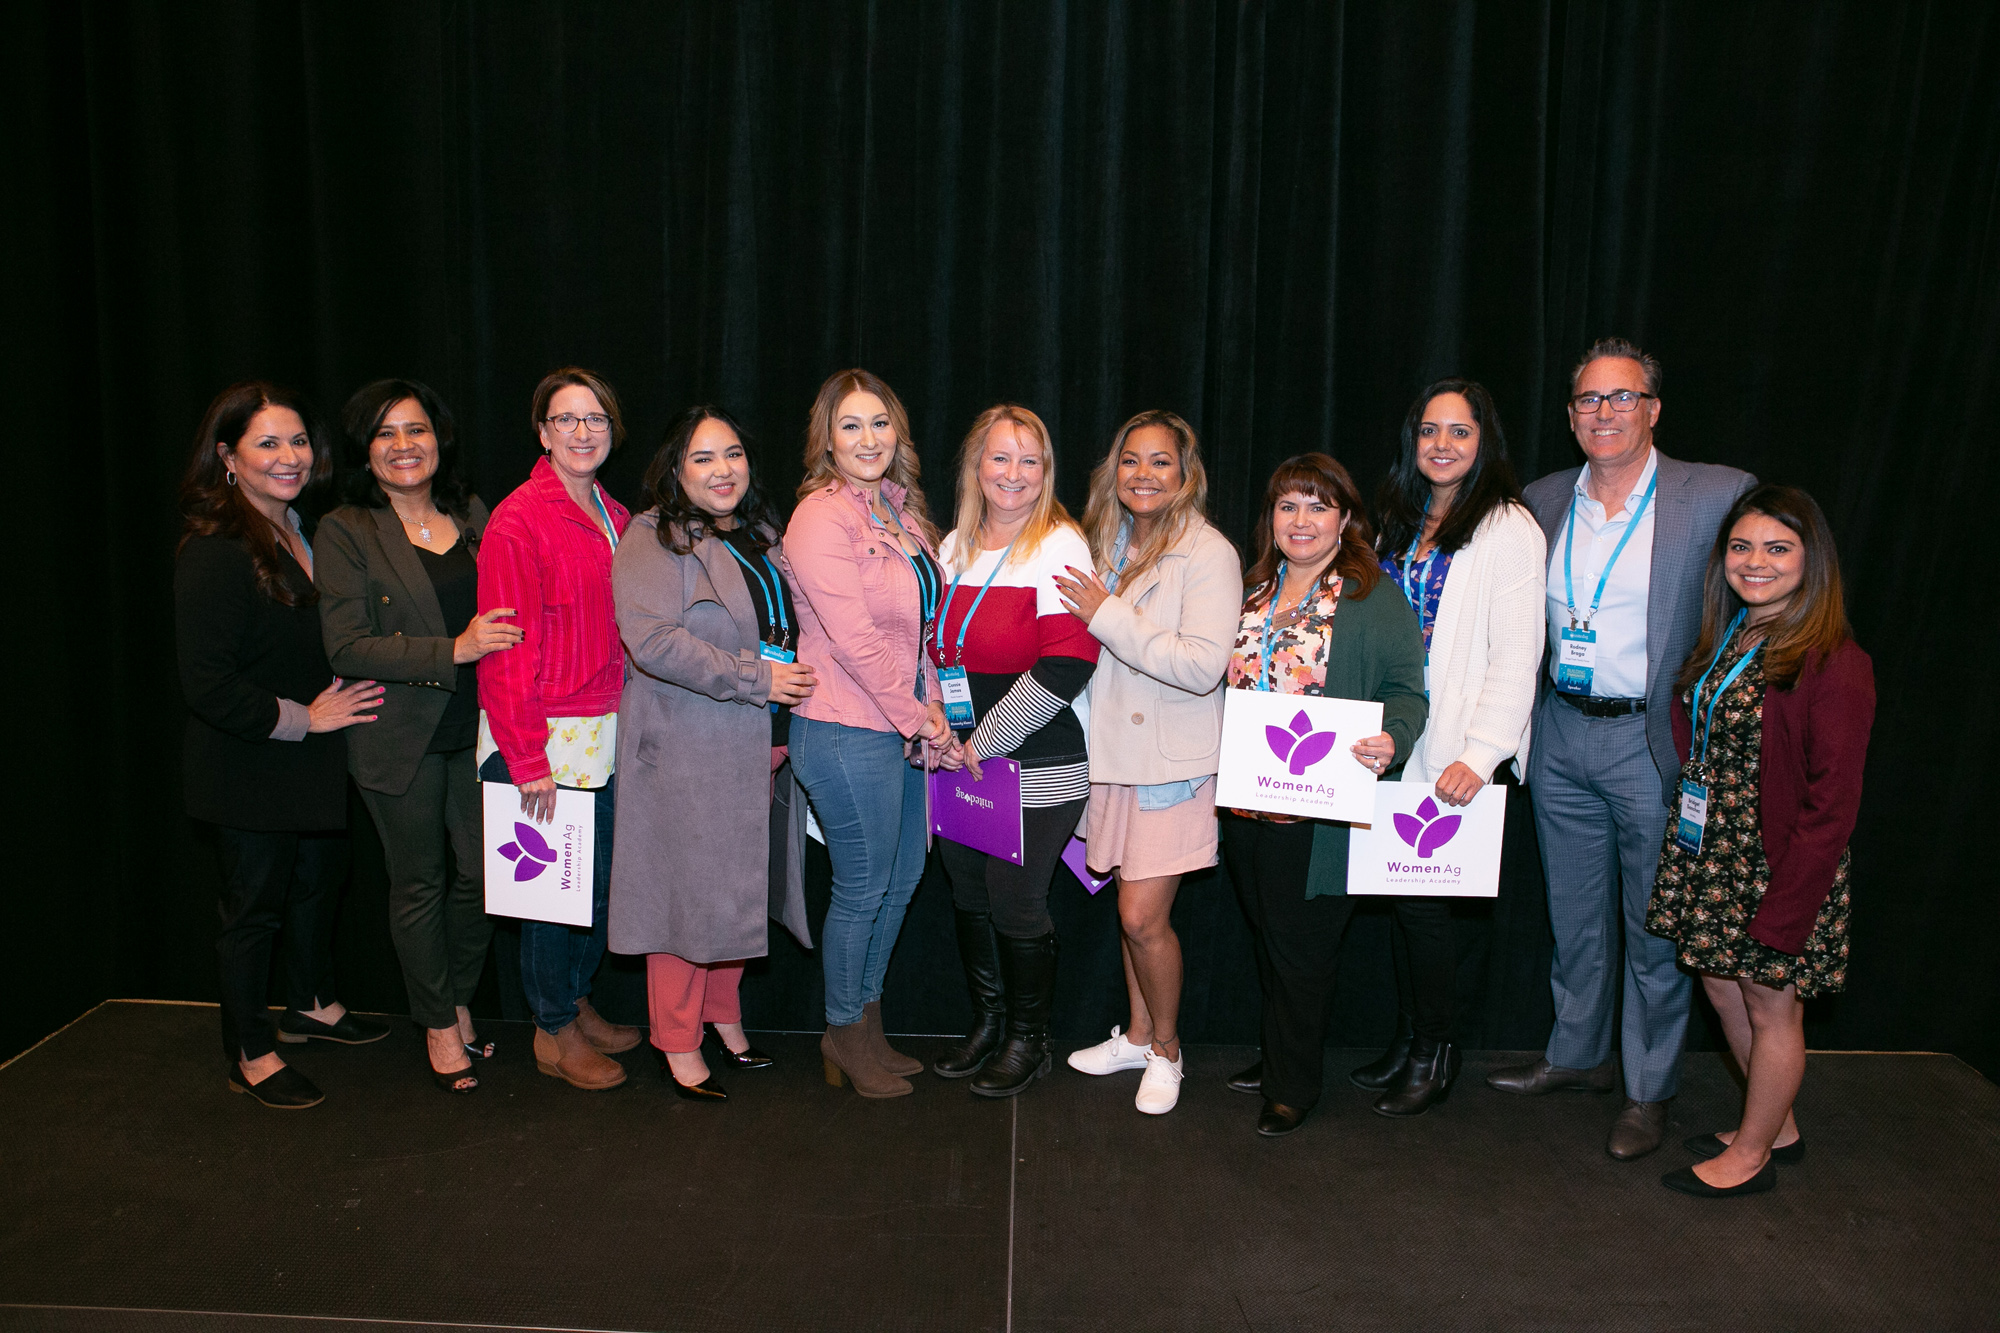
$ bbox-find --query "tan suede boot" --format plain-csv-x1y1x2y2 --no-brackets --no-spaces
573,996,641,1054
821,1021,912,1099
534,1023,628,1090
863,999,923,1076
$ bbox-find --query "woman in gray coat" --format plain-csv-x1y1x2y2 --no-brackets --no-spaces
610,407,818,1100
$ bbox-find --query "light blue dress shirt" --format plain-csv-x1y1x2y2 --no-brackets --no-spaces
1545,448,1657,699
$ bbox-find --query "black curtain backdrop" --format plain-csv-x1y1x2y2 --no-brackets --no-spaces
9,2,1996,1078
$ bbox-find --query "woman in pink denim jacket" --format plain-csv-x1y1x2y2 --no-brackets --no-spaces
783,369,953,1099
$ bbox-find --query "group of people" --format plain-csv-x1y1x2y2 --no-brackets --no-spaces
175,336,1873,1200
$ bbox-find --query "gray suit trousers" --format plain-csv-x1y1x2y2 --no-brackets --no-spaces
1528,693,1691,1101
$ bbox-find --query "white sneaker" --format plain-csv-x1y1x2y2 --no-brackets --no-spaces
1135,1048,1185,1114
1066,1025,1151,1075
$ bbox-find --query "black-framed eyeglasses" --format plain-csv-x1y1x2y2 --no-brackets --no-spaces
544,412,611,434
1569,390,1656,414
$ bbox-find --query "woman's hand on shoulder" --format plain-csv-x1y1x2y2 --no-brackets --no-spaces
307,677,384,732
1055,566,1112,624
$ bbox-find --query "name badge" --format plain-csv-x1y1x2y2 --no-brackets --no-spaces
758,642,796,664
1556,626,1597,695
937,665,975,729
1674,778,1709,855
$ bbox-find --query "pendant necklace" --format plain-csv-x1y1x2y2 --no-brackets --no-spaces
399,507,438,542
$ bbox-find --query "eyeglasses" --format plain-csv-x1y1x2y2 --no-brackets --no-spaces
544,412,611,435
1569,390,1656,414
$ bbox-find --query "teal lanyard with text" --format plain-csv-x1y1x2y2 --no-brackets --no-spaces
935,535,1022,668
1257,563,1291,692
1562,471,1656,628
1689,609,1761,768
590,488,620,552
879,505,937,626
722,540,790,648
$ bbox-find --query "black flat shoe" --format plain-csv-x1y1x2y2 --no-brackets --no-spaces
276,1010,390,1045
1661,1162,1777,1197
1225,1060,1263,1095
1684,1132,1805,1165
229,1063,324,1110
706,1025,774,1070
431,1064,479,1095
1256,1099,1309,1137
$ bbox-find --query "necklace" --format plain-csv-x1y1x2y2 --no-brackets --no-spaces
397,505,441,543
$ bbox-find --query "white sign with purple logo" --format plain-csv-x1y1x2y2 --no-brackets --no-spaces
1213,690,1384,822
481,782,596,926
1345,780,1506,897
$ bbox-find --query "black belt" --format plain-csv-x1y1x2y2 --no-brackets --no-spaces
1554,691,1647,718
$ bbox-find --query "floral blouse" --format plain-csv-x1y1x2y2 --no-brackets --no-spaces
1224,573,1343,822
1381,547,1454,656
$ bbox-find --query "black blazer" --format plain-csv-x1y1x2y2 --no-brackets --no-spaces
175,532,348,831
315,499,491,796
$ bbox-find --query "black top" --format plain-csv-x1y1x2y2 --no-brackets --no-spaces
175,532,348,831
718,524,798,747
416,540,479,753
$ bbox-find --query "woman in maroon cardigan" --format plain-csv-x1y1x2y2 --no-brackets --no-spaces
1645,485,1874,1198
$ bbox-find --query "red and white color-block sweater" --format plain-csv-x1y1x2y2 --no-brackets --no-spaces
930,524,1101,806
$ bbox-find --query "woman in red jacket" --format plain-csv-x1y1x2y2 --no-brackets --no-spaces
1645,485,1874,1198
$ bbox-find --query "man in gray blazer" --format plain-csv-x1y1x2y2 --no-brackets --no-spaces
1489,337,1756,1160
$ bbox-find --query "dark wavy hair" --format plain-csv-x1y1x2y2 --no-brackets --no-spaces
1246,453,1380,604
642,405,785,555
177,380,330,607
336,378,474,522
1375,378,1524,559
1676,485,1852,694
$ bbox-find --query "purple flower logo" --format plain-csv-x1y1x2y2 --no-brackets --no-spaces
1265,708,1338,777
496,822,557,882
1394,797,1461,859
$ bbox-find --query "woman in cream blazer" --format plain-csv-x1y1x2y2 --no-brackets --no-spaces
1354,378,1546,1117
1054,410,1241,1116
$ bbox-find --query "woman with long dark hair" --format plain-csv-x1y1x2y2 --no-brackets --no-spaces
609,406,817,1101
1347,379,1547,1116
1648,485,1873,1197
316,378,516,1093
1216,454,1428,1136
175,381,386,1109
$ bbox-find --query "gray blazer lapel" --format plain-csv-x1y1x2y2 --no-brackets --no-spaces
1645,453,1695,700
370,506,448,636
692,532,762,649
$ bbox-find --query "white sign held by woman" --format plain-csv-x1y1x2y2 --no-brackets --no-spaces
1346,781,1506,897
482,782,596,926
1214,690,1383,822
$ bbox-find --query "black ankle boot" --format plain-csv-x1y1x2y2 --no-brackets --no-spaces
971,932,1058,1098
933,909,1007,1078
1348,1011,1415,1090
1372,1037,1460,1117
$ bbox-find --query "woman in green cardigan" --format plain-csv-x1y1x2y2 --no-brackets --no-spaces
1217,454,1429,1137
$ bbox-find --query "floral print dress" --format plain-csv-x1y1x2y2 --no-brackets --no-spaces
1645,636,1852,997
1223,574,1342,824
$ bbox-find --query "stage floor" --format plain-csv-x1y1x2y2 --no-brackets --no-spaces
0,1002,1994,1332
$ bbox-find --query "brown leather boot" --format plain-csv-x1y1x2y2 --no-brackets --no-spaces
821,1021,912,1099
863,999,923,1077
534,1023,628,1090
573,996,641,1054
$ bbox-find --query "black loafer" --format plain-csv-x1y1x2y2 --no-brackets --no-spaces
1684,1132,1805,1165
276,1010,390,1045
707,1025,775,1070
1661,1162,1776,1198
229,1063,325,1110
1225,1060,1263,1096
1256,1099,1309,1137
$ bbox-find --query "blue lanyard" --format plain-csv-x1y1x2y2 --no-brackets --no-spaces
1562,470,1656,627
1397,508,1439,614
590,488,619,551
935,533,1022,668
1257,563,1296,692
1690,609,1761,765
877,504,937,625
721,538,789,645
1104,514,1133,593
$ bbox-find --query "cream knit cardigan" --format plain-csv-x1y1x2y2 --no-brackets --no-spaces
1403,501,1548,784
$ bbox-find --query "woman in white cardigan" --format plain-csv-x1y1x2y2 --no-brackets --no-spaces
1355,378,1547,1116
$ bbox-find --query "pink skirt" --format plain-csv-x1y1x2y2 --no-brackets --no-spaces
1085,780,1220,881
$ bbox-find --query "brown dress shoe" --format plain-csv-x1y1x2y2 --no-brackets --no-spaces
862,999,924,1077
1485,1056,1616,1095
572,996,642,1054
1607,1097,1670,1160
534,1023,628,1090
821,1021,913,1099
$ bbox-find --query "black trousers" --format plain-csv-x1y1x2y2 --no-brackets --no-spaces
937,798,1086,939
1384,896,1455,1044
208,824,349,1062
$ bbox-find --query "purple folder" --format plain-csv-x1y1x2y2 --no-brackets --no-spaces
930,759,1025,864
1062,836,1113,895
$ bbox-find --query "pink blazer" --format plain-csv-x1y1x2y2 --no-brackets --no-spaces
782,479,939,737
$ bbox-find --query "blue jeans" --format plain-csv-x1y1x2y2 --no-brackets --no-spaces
788,714,928,1027
481,751,617,1035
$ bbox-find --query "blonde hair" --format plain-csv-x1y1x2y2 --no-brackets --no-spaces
947,404,1079,571
797,368,936,542
1080,409,1210,587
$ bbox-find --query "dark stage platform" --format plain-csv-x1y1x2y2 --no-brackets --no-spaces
1,1002,1994,1332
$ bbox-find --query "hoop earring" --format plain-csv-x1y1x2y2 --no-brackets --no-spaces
225,471,237,487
